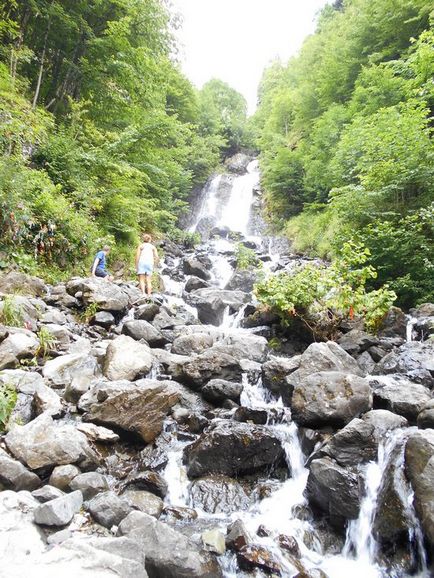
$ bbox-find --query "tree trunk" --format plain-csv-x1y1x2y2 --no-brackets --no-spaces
32,16,51,109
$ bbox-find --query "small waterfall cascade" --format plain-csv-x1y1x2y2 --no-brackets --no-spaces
219,160,259,235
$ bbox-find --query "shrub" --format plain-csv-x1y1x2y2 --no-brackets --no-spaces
235,243,258,270
0,295,24,327
254,241,396,339
36,327,58,358
0,382,17,432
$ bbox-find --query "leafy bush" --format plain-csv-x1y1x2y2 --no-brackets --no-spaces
0,382,17,432
36,327,58,359
0,295,24,327
235,243,258,270
254,241,396,339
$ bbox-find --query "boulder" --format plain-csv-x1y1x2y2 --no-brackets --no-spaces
370,375,432,422
49,465,82,490
405,429,434,548
237,544,282,575
202,529,226,555
32,485,64,503
171,333,214,356
0,369,43,425
0,271,46,297
216,332,268,363
88,491,133,528
122,320,168,348
225,270,258,292
118,511,222,577
262,355,301,397
33,490,83,526
202,379,243,404
84,380,180,443
76,422,120,443
42,351,100,387
305,457,361,527
5,413,98,470
69,472,110,500
92,311,116,328
378,307,407,339
361,409,408,440
417,399,434,429
321,418,377,467
184,276,210,293
68,278,129,311
225,152,252,174
33,382,62,417
171,349,242,389
182,257,212,281
103,335,153,381
291,371,372,428
187,288,249,325
374,341,434,387
184,421,284,478
190,475,251,514
226,519,252,551
337,330,379,355
0,448,41,491
0,329,39,370
123,470,168,498
122,490,164,518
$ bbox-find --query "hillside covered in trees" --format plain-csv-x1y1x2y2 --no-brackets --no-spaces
0,0,249,280
253,0,433,308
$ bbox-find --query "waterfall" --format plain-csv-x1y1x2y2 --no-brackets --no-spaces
219,160,259,235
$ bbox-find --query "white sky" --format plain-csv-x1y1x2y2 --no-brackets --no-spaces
170,0,331,114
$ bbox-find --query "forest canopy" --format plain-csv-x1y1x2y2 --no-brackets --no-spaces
253,0,434,308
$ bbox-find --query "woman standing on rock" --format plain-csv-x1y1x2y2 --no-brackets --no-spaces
135,234,159,295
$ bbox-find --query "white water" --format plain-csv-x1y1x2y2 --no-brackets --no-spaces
189,174,223,232
406,316,418,342
219,160,259,235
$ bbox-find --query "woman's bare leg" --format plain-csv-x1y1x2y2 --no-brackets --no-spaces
145,274,152,296
138,274,146,295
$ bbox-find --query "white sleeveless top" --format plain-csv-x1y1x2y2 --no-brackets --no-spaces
139,243,154,265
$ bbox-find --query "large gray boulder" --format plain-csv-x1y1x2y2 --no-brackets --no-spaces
103,335,153,381
215,332,268,363
225,270,258,292
202,379,243,404
84,380,180,443
122,320,168,348
187,288,249,326
171,349,242,389
67,277,129,311
33,490,83,526
88,491,133,528
42,350,100,388
49,465,81,490
321,418,377,467
122,490,163,518
190,475,251,514
405,429,434,549
417,399,434,429
0,448,41,491
118,511,223,577
374,341,434,387
262,355,301,397
5,413,98,470
182,257,212,281
0,329,39,370
69,472,110,500
361,409,408,440
171,333,214,356
184,421,284,478
291,371,372,428
337,330,379,355
305,457,361,527
0,271,46,297
225,152,252,174
370,375,432,422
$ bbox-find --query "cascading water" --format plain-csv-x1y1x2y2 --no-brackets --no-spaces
159,158,430,578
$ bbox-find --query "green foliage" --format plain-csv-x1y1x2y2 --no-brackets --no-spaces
0,295,24,327
36,326,57,359
80,302,98,324
168,229,201,249
254,241,397,338
235,244,258,270
0,382,17,432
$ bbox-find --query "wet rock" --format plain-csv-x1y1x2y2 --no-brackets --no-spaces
123,470,168,498
226,519,252,551
378,307,407,339
171,348,243,389
103,335,153,381
262,355,301,397
76,422,120,443
135,302,160,322
294,570,329,578
118,510,223,577
361,409,408,440
356,350,376,374
291,371,372,428
417,399,434,429
171,333,214,356
305,457,361,527
187,288,249,325
370,375,431,422
337,330,379,355
5,413,98,470
163,506,198,522
33,490,83,526
49,464,81,490
92,310,116,328
405,429,434,548
184,276,210,293
202,378,243,404
278,534,301,558
122,320,168,348
122,490,164,518
225,270,258,292
68,277,129,311
321,418,377,466
0,447,41,491
69,472,110,500
215,332,268,363
42,350,100,387
237,544,282,575
184,420,284,478
225,152,252,174
88,491,133,528
0,271,46,297
84,380,180,443
182,256,212,280
32,485,64,502
0,329,39,370
374,341,434,387
202,528,226,555
190,475,251,514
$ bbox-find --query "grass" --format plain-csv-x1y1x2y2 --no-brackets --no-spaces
36,326,58,358
0,382,17,432
285,208,343,258
0,295,24,327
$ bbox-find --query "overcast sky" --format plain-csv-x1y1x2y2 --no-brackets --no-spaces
170,0,331,114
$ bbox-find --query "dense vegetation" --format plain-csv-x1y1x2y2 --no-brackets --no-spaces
0,0,248,279
253,0,434,308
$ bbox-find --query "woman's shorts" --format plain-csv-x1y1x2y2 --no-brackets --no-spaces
95,267,108,278
137,263,153,275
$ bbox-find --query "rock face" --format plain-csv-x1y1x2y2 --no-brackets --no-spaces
374,341,434,387
184,421,284,478
405,430,434,548
84,380,180,443
291,371,372,428
370,376,432,422
103,335,153,381
182,257,212,281
190,475,251,514
118,511,223,578
5,413,98,470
